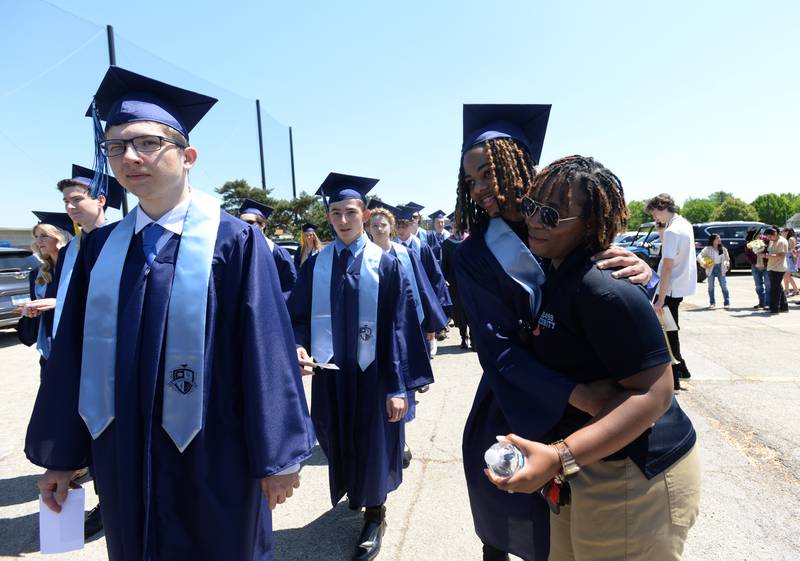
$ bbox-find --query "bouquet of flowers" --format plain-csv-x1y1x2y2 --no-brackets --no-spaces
701,255,713,269
746,239,766,254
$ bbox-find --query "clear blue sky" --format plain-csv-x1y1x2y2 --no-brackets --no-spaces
1,0,797,228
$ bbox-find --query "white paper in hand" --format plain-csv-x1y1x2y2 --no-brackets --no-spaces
661,306,679,332
39,487,85,554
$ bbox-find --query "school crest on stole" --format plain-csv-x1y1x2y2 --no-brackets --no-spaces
168,364,196,395
358,325,373,341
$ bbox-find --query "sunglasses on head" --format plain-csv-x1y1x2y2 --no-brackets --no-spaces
520,196,580,229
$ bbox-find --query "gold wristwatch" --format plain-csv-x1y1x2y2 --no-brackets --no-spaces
551,439,580,481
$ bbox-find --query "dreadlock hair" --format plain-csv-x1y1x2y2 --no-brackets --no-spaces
528,155,628,253
456,137,538,234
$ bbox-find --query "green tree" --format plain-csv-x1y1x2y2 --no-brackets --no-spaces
626,199,648,229
708,191,734,205
751,193,792,226
681,198,716,224
710,198,759,222
215,179,278,216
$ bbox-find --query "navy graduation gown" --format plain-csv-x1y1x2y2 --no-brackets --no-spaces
25,211,315,561
270,241,297,300
414,242,452,310
293,247,318,270
287,248,433,508
440,237,467,330
455,224,576,561
18,262,60,350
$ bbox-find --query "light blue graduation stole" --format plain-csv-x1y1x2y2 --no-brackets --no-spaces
33,275,50,359
52,235,80,338
485,217,545,317
390,241,424,324
79,190,221,453
311,236,381,370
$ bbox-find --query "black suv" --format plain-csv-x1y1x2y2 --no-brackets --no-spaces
692,221,767,271
0,247,40,328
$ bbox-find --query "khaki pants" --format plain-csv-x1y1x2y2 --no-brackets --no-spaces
549,445,701,561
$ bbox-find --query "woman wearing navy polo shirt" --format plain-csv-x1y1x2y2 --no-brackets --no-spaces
487,155,700,560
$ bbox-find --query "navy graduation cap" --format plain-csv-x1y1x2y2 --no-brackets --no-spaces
367,198,391,210
315,173,379,205
86,66,218,203
393,205,416,222
404,201,425,212
428,210,446,220
33,211,77,235
446,211,456,222
462,104,551,164
70,164,125,210
87,66,218,139
239,198,274,220
301,223,317,233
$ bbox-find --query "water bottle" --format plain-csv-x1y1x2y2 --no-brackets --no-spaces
484,441,525,478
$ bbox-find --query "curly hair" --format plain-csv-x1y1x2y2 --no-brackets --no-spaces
527,155,628,253
368,207,397,238
456,137,538,233
31,223,72,285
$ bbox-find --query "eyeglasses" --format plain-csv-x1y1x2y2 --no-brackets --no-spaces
520,196,580,229
99,135,187,158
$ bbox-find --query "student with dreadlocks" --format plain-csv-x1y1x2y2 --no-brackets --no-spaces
454,105,655,561
486,155,700,561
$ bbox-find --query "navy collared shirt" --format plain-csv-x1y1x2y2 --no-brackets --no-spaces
533,246,696,478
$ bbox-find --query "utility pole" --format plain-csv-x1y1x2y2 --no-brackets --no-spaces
255,99,267,190
289,126,297,199
106,25,129,216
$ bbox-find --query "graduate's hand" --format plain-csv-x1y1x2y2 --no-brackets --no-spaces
386,396,408,422
24,298,57,315
592,248,653,285
485,434,561,495
425,332,435,341
262,472,301,510
38,469,81,513
296,346,315,376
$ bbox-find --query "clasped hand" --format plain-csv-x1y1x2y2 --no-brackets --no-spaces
261,471,301,510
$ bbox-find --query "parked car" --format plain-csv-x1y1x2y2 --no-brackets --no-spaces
691,221,767,271
0,248,40,329
275,239,299,256
625,222,662,270
613,231,639,246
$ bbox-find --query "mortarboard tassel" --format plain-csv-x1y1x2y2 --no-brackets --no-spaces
89,99,109,202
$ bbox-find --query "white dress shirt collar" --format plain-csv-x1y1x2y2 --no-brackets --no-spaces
134,194,191,236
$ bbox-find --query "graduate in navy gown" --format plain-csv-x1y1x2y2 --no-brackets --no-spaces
25,66,315,561
239,198,297,300
17,213,74,368
294,222,322,269
453,104,654,561
287,173,433,561
366,202,448,467
394,206,451,359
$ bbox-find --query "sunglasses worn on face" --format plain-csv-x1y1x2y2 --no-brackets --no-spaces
521,196,580,229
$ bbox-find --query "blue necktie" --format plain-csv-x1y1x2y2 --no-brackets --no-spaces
338,248,351,273
142,223,165,266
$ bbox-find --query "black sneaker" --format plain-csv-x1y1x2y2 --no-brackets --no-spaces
84,505,104,538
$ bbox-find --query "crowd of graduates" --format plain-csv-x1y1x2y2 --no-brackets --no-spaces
18,64,702,561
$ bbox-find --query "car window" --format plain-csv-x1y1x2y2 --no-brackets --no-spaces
0,253,40,272
707,225,751,239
